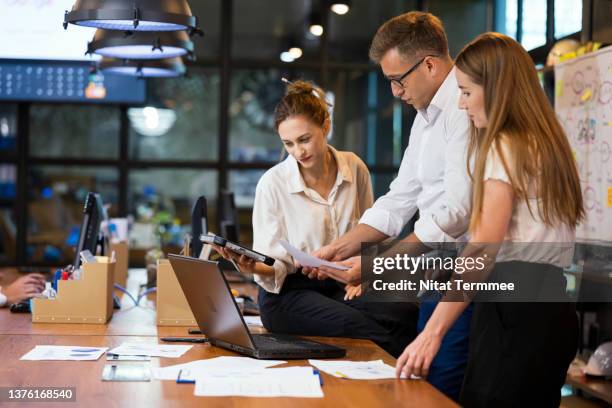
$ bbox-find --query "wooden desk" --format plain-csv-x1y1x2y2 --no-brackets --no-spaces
0,335,457,407
0,269,457,406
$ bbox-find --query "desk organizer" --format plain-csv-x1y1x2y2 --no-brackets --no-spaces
31,256,115,324
109,241,129,287
156,258,196,326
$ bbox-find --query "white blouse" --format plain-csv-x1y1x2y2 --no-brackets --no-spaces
483,140,575,267
252,146,374,293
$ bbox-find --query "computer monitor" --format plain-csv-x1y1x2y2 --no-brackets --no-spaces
218,190,239,243
190,195,208,258
73,192,107,269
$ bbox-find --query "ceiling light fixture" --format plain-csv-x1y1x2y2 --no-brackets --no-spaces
64,0,201,34
330,1,350,15
99,57,186,78
288,47,303,59
308,11,324,37
87,29,194,60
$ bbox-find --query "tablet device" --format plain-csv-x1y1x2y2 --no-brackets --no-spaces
200,234,275,266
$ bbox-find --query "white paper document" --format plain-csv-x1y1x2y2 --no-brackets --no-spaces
279,240,349,270
20,346,108,361
108,343,192,358
151,356,286,381
243,315,263,327
194,366,323,398
309,359,406,380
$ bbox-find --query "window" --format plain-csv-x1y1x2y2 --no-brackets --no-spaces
327,69,408,167
128,169,218,249
229,68,318,163
496,0,518,39
429,0,488,57
27,166,119,264
0,104,17,155
521,0,547,50
555,0,582,38
129,69,220,161
30,105,119,159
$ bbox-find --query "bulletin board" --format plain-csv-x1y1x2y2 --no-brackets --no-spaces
555,46,612,243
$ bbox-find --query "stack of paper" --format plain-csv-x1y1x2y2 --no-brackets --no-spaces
309,359,406,380
151,356,286,382
21,346,108,361
108,343,192,358
194,366,323,398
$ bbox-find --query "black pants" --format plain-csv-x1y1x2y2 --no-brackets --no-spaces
460,262,578,407
258,273,418,358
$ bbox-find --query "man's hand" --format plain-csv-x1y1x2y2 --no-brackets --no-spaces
2,273,45,305
317,256,362,285
395,329,443,380
301,244,341,280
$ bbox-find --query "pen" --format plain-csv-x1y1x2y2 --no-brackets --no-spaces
313,369,324,386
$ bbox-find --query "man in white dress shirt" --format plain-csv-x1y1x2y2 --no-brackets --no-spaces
309,12,473,401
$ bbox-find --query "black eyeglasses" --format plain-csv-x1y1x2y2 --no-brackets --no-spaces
387,55,437,88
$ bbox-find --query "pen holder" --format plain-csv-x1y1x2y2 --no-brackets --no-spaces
109,241,129,287
31,256,116,324
156,258,196,326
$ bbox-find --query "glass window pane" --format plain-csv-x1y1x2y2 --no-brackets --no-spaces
0,164,17,263
128,169,218,250
232,0,320,61
229,68,318,163
0,104,17,155
129,69,220,161
555,0,582,38
27,166,119,264
228,169,267,245
371,172,397,199
521,0,547,50
30,104,119,159
328,69,410,167
495,0,518,38
429,0,488,57
328,0,418,63
190,0,221,60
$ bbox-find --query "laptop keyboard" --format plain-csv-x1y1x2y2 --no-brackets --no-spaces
252,335,311,350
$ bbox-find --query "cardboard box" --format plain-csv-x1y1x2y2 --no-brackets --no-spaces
109,241,128,287
156,258,196,326
32,256,115,324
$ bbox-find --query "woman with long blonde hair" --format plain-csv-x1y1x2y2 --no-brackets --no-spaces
395,32,583,407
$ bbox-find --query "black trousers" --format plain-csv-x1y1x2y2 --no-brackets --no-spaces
460,262,578,408
258,273,419,358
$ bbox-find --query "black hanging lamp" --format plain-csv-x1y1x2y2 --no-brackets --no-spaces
64,0,201,34
87,29,194,60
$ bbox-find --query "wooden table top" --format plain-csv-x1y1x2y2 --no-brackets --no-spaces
0,334,457,408
0,269,457,407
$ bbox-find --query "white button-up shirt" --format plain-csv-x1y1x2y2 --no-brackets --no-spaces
252,147,374,293
360,68,472,243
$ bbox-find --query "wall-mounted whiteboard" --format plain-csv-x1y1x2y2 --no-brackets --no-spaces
555,46,612,243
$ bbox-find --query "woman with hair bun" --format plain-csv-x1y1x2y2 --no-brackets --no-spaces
215,79,418,357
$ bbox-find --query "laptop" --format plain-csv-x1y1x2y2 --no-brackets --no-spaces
168,254,346,359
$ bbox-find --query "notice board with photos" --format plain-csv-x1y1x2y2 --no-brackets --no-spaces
555,46,612,244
